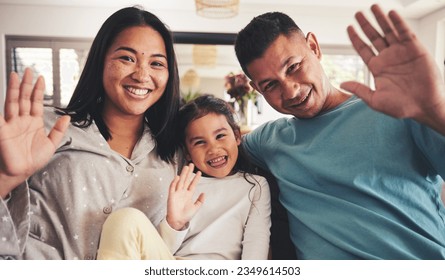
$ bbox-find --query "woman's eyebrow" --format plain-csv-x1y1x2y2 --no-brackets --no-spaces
114,46,136,53
114,46,167,60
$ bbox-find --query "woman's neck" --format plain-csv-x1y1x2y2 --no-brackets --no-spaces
103,113,145,159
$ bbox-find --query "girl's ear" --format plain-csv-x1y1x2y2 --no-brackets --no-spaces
185,153,191,162
180,145,192,162
234,128,242,145
184,149,192,162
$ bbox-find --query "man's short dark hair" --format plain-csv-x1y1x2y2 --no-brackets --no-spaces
235,12,303,78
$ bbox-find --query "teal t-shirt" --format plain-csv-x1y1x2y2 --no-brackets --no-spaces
243,96,445,259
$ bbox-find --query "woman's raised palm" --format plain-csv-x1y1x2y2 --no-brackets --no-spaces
0,68,69,196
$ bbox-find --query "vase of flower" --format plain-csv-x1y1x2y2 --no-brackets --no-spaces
225,72,258,128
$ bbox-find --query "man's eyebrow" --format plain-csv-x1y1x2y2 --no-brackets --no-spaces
257,56,293,88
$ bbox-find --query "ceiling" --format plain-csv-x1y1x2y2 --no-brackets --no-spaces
2,0,445,86
1,0,445,19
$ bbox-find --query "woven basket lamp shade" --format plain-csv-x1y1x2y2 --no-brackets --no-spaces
181,69,201,89
193,44,218,67
195,0,239,18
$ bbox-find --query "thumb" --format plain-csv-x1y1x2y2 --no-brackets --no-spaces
340,81,374,105
194,193,205,209
48,115,71,147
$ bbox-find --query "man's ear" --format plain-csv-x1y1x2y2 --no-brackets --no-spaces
306,32,322,60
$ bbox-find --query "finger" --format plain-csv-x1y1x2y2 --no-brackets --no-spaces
183,163,195,185
5,71,20,120
370,4,398,45
388,9,414,43
340,81,374,105
47,115,70,148
177,164,192,191
30,76,46,117
169,175,180,194
0,114,5,128
194,193,205,209
354,10,388,52
346,25,375,65
19,68,35,116
187,171,202,192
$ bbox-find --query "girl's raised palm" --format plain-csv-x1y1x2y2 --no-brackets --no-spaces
166,163,204,231
0,68,70,197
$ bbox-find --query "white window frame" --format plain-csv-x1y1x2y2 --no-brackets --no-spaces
5,35,92,107
321,44,371,87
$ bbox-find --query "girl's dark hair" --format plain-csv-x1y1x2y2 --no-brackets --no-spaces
57,6,180,163
179,94,264,205
235,11,304,78
177,94,256,175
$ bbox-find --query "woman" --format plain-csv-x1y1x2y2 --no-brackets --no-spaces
0,6,180,260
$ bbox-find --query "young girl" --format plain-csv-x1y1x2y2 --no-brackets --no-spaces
97,94,271,260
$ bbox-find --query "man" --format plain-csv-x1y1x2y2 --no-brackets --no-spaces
235,4,445,259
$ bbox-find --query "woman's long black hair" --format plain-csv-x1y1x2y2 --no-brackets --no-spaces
57,6,180,163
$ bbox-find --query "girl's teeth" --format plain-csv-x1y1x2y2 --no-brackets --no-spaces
208,156,226,166
210,156,224,163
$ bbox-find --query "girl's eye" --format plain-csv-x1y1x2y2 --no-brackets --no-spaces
216,133,226,140
194,140,205,146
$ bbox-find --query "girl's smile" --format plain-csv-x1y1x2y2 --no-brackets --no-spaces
184,113,241,178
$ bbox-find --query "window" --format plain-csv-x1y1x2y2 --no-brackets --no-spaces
6,36,92,108
5,36,369,124
321,45,369,88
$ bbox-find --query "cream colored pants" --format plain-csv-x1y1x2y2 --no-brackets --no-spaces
97,207,175,260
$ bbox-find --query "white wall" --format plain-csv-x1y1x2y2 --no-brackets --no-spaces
1,3,444,115
418,6,445,80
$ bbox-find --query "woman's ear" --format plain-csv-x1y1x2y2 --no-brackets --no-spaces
306,32,322,60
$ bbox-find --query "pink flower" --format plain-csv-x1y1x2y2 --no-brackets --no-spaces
225,73,252,101
224,72,259,121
